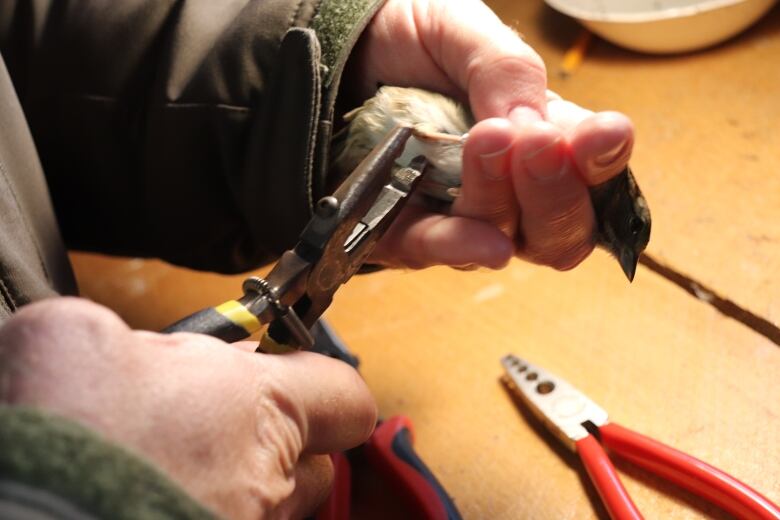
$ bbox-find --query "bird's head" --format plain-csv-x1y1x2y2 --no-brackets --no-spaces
589,166,651,282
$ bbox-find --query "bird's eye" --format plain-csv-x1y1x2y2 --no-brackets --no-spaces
629,216,644,235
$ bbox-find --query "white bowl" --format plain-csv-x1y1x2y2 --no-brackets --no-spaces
545,0,778,54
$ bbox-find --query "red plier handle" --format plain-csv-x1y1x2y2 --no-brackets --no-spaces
577,423,780,520
312,324,461,520
576,423,780,520
364,416,462,520
316,416,462,520
501,355,780,520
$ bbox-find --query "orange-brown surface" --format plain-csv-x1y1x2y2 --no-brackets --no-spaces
71,2,780,518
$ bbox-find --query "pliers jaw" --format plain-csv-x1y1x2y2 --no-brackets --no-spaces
501,354,609,451
249,125,426,352
163,125,426,351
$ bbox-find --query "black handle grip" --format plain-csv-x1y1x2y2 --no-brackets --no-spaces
163,303,257,343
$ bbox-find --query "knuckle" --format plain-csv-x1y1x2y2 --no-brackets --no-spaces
1,297,119,353
23,297,122,332
259,377,307,461
517,49,547,76
465,49,547,118
0,298,129,399
521,208,595,270
248,399,305,511
469,52,546,91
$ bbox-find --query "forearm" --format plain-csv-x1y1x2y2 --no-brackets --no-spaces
0,0,385,273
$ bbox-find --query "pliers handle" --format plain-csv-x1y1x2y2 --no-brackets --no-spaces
501,355,780,520
312,321,462,520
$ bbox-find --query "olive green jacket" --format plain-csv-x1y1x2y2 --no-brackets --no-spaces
0,0,384,517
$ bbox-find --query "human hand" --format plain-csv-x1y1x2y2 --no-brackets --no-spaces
0,298,377,519
350,0,634,270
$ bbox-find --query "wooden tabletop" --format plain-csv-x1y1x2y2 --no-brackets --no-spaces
71,2,780,518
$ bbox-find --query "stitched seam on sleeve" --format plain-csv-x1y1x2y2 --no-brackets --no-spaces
303,35,322,212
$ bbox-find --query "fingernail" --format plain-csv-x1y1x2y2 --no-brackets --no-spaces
523,138,566,181
479,144,512,180
594,140,629,167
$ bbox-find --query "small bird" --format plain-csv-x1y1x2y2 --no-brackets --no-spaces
330,86,651,281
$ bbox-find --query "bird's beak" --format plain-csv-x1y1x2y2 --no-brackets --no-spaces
619,248,639,282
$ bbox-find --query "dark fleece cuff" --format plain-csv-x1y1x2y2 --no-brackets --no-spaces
312,0,386,88
0,406,215,520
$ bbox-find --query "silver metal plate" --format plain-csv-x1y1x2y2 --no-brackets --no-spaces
501,354,608,451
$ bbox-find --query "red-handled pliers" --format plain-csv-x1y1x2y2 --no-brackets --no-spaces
313,320,462,520
501,355,780,520
317,418,461,520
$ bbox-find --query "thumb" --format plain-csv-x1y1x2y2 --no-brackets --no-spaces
415,0,548,120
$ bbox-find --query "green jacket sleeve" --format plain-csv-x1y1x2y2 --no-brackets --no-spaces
0,0,385,273
0,406,217,520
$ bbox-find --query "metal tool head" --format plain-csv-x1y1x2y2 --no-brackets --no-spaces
501,355,608,451
299,127,424,329
259,125,424,350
